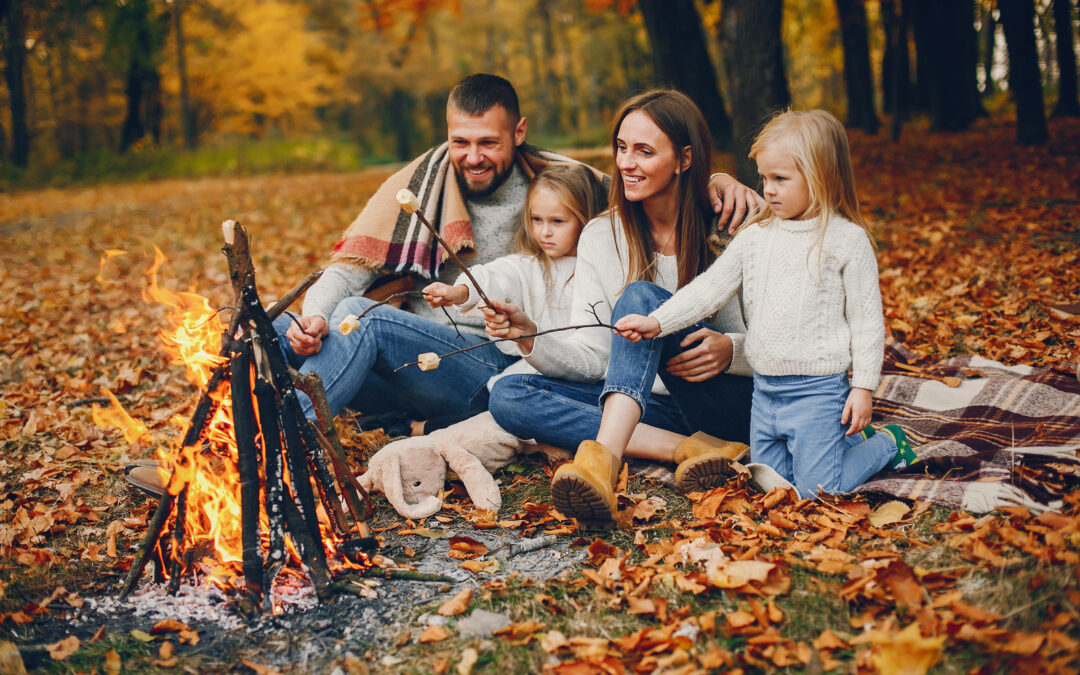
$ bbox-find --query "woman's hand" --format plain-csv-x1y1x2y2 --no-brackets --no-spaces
422,282,468,308
842,387,873,436
665,328,733,382
286,315,329,356
613,314,661,343
708,173,766,235
483,300,538,351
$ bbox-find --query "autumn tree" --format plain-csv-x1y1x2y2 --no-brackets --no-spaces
1051,0,1079,117
719,0,791,185
999,0,1049,143
636,0,732,148
834,0,878,134
105,0,165,151
908,0,983,131
1,0,30,166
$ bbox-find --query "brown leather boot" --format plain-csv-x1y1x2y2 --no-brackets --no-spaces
550,440,621,523
673,431,748,494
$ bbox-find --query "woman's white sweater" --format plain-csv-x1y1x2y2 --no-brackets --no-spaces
521,213,751,395
650,214,885,391
454,253,577,388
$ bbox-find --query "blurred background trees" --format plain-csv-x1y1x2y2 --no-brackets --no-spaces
1,0,1077,183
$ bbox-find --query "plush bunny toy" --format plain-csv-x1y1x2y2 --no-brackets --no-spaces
357,411,531,519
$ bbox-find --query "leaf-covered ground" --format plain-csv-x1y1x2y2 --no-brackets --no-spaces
1,117,1078,673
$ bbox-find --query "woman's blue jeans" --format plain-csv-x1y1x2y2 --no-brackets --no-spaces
274,296,518,421
751,373,897,498
489,281,752,449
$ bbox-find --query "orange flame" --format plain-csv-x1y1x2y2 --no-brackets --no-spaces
94,248,359,590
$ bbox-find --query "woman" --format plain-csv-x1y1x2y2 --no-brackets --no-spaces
485,90,758,522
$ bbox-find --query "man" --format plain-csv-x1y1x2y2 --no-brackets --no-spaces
281,73,761,435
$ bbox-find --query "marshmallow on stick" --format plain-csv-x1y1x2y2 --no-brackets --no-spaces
394,189,494,310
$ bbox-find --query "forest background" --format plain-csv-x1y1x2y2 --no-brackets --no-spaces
1,0,1078,189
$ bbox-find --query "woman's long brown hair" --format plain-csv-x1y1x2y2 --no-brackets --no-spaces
608,89,714,290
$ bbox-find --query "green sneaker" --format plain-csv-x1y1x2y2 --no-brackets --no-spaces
883,424,917,469
857,425,876,441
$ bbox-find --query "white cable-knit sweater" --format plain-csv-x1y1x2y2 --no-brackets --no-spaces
522,212,751,395
453,254,576,389
650,214,885,391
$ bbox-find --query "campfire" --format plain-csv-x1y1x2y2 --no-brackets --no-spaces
99,222,380,616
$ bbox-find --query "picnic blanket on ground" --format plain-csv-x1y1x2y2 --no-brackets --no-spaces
631,339,1080,513
329,142,609,279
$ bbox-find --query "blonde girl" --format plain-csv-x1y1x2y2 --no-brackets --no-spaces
423,163,604,385
617,109,916,499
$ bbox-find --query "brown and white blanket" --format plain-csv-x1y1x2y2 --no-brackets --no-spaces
633,340,1080,513
329,142,609,279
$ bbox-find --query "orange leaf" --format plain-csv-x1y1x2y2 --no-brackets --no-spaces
419,625,451,643
437,588,472,616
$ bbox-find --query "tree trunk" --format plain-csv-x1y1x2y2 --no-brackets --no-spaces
638,0,733,148
908,0,983,131
387,88,412,161
536,0,567,134
719,0,791,186
835,0,879,134
999,0,1050,143
117,0,163,152
881,0,907,140
1,0,30,167
981,1,997,95
1052,0,1080,116
173,0,196,148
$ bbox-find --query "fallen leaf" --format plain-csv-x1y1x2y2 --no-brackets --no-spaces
46,635,81,661
150,618,191,634
103,649,121,675
0,641,27,675
420,625,451,643
868,501,911,528
438,588,473,616
540,630,569,653
870,623,944,675
240,658,284,675
457,647,478,675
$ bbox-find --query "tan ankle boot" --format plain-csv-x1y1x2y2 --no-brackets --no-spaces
550,440,621,523
673,431,748,494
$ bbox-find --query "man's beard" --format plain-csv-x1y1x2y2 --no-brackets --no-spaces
455,163,513,199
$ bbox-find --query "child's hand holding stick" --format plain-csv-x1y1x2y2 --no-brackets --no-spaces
613,314,661,343
422,282,469,308
483,300,538,350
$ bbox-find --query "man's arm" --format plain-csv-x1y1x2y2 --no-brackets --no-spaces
708,173,766,235
286,263,378,356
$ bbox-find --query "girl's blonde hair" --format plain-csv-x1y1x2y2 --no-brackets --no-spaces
742,109,875,251
608,89,715,290
514,163,605,287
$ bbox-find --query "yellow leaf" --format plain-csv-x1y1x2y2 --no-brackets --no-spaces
540,630,569,653
0,640,28,675
870,623,944,675
868,501,911,528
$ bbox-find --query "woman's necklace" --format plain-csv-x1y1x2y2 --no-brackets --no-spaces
651,225,677,256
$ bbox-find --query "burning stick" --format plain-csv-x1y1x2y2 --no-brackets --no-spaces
395,189,494,309
230,338,264,604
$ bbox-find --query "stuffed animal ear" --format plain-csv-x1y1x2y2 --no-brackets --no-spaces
384,451,443,519
438,442,501,512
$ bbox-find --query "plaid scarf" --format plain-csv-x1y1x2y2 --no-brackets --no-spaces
330,142,609,279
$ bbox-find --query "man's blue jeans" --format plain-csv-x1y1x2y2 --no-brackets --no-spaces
751,373,897,498
489,281,753,449
274,296,518,421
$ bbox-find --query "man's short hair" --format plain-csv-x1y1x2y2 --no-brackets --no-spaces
448,74,521,122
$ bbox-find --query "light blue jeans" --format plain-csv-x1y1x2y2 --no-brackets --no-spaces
751,373,897,498
489,281,753,449
274,296,518,420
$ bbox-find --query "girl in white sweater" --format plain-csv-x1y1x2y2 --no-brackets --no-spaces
422,163,605,386
617,110,917,498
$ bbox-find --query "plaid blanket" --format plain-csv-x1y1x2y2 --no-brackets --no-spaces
330,142,609,279
632,339,1080,513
